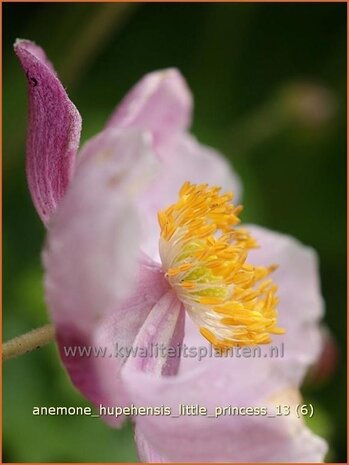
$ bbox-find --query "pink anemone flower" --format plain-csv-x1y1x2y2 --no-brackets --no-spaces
15,39,327,462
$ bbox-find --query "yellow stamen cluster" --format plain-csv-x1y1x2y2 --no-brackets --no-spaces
158,182,285,349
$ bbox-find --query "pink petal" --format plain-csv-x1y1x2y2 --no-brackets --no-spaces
44,128,157,334
56,257,169,426
123,358,327,462
14,39,82,225
135,428,168,462
106,68,192,153
179,225,324,386
307,328,339,384
246,225,324,383
140,134,242,261
122,227,327,461
15,39,56,72
125,290,185,376
135,417,326,463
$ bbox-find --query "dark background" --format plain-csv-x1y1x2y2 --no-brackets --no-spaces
3,3,346,462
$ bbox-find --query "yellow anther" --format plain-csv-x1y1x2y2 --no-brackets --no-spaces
166,263,193,277
200,327,217,345
198,296,225,305
158,182,285,348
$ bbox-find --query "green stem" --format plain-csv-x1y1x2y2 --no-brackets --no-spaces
3,324,55,361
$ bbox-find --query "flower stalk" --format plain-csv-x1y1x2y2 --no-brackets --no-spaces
3,324,55,361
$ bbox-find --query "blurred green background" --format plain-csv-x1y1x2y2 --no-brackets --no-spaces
3,3,346,462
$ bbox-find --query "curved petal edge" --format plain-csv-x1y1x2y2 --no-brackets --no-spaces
14,39,82,225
